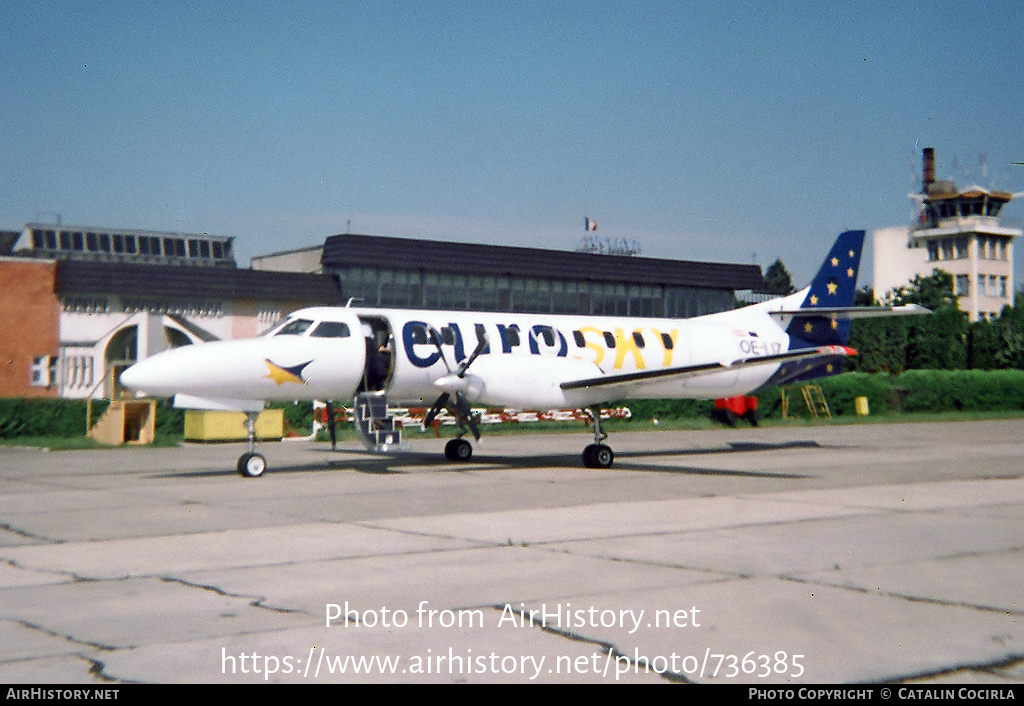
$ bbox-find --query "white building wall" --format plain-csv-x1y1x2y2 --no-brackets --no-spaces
872,227,929,301
873,222,1018,320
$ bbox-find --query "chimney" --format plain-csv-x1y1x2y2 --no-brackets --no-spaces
922,147,935,192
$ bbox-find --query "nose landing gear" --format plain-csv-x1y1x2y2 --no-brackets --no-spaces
237,412,267,478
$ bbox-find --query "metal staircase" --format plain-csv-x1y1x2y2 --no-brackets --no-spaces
353,392,405,451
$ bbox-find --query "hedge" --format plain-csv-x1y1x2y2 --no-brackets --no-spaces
0,398,315,440
0,398,184,439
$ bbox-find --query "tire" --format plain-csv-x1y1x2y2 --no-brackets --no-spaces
445,438,473,462
237,452,267,478
583,443,614,468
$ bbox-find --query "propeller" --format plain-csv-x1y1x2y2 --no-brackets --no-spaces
422,327,488,440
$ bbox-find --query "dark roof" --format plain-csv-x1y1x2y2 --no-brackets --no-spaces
322,234,764,291
56,260,341,303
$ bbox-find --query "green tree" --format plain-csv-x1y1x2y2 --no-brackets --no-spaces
848,316,908,373
763,258,795,295
854,285,875,307
850,269,966,372
992,290,1024,369
889,270,959,309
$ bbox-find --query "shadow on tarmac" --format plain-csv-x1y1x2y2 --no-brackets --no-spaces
149,439,819,480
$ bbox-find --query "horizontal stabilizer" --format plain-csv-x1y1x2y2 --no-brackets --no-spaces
560,345,856,392
769,303,931,322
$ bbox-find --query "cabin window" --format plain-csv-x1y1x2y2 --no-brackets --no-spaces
632,331,645,348
310,321,351,338
275,319,314,336
661,332,674,350
573,331,585,348
603,331,616,348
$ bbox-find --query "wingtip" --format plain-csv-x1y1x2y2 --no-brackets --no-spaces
817,345,857,356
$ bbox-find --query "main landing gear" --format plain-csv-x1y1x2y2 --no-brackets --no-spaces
440,405,614,468
237,412,267,478
582,405,614,468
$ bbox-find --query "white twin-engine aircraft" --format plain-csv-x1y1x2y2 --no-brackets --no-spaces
120,230,926,477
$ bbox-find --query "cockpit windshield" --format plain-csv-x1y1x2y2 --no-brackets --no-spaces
310,321,351,338
273,318,314,336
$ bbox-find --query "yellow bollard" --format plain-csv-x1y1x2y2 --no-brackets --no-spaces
854,396,869,416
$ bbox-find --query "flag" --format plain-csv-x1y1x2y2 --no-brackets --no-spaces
585,218,598,231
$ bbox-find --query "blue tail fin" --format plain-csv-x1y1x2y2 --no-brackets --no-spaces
785,230,865,347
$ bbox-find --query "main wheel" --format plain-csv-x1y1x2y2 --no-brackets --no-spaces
444,438,473,462
583,443,614,468
237,452,267,478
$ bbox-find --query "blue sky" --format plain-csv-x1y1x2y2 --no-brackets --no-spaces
3,0,1022,287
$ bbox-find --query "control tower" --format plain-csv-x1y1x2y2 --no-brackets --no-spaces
873,148,1021,321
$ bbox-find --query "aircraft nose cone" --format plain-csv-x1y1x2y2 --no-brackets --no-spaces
119,348,197,395
119,358,158,392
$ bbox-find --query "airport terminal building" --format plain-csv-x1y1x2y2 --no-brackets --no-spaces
258,233,765,319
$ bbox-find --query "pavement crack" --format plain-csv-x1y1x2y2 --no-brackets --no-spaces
782,575,1024,617
10,618,118,652
488,604,690,683
0,521,61,543
158,576,311,616
884,652,1024,684
83,654,143,684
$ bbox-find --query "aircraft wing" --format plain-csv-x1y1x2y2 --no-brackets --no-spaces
560,345,855,392
768,303,930,322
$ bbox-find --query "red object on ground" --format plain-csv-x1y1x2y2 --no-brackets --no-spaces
714,395,757,416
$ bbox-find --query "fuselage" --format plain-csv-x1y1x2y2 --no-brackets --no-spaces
120,292,804,410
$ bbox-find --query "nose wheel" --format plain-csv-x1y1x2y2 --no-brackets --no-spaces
238,452,267,477
237,412,267,477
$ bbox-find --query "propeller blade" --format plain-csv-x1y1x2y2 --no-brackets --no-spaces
456,330,489,377
427,327,452,373
422,392,450,429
